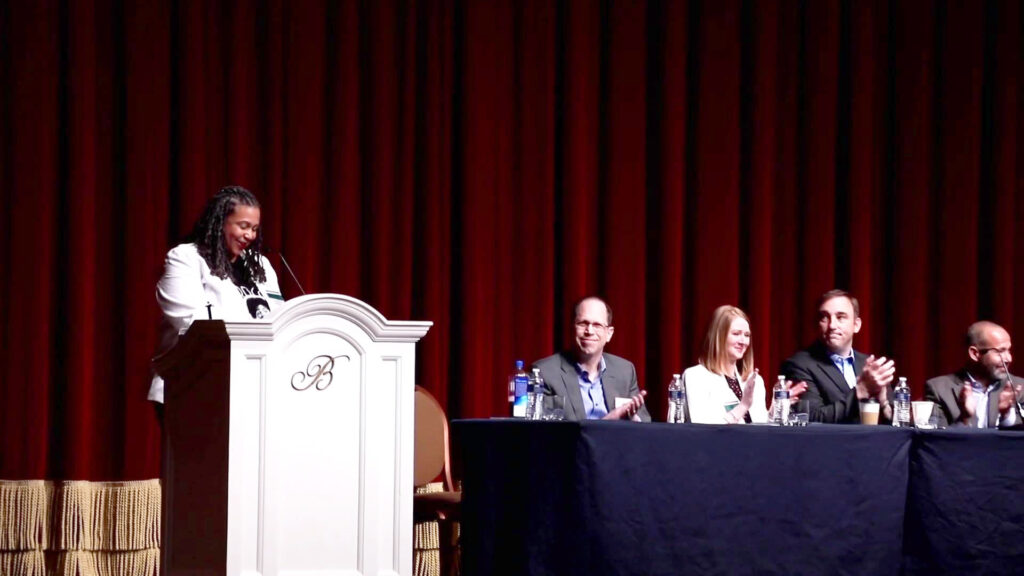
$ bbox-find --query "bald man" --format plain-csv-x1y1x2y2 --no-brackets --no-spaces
532,296,650,422
924,321,1024,428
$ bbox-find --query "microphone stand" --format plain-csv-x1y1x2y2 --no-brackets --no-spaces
1001,358,1023,424
278,253,307,295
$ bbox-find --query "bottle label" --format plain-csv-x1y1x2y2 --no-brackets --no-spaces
895,391,911,402
669,390,683,401
514,375,529,396
512,375,529,417
774,390,790,401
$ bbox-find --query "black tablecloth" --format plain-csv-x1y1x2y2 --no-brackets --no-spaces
904,429,1024,574
454,420,1024,576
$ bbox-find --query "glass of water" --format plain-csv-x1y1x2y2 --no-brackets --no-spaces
543,395,566,421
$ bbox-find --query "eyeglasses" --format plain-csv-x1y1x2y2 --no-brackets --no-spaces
978,347,1012,357
575,321,609,332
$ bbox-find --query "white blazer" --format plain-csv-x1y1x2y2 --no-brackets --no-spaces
682,364,769,424
148,243,283,402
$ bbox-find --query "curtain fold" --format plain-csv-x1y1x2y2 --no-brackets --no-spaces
1,0,1021,481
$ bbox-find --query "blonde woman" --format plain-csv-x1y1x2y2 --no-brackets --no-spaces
682,305,805,424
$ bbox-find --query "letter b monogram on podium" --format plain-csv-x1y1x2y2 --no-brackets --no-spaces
290,354,350,391
155,294,431,576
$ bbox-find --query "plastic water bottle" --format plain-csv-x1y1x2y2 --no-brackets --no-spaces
510,361,529,418
893,376,912,428
771,375,790,425
507,362,517,406
667,374,686,423
525,368,545,420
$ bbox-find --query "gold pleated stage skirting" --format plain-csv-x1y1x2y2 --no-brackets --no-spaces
1,479,449,576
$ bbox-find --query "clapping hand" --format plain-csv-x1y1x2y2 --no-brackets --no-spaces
958,382,978,423
766,378,808,417
786,380,808,405
605,390,647,421
858,355,895,397
739,369,759,409
997,382,1017,416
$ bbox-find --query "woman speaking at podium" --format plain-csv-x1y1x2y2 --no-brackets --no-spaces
148,186,284,404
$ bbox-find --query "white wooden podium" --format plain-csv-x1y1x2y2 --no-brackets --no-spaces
154,294,432,576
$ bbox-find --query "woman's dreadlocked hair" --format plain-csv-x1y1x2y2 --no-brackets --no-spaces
185,186,267,284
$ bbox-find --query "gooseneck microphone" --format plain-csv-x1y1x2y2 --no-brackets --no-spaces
1003,358,1023,414
278,252,307,295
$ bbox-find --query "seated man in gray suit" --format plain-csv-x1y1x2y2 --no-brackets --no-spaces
532,296,650,421
780,289,896,424
924,321,1022,428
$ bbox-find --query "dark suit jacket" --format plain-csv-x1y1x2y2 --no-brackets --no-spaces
924,370,1024,428
780,341,887,424
532,351,651,422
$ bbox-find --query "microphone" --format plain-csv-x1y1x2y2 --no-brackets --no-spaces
999,354,1024,426
1001,357,1023,421
278,252,307,295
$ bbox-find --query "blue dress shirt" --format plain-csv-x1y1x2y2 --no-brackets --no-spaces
575,357,609,419
829,352,857,389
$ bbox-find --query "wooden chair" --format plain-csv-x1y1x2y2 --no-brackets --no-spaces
414,386,461,576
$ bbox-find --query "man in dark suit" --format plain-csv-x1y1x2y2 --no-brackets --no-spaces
924,321,1022,428
780,289,896,424
533,296,650,422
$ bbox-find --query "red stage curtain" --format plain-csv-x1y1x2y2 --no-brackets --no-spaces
0,0,1021,481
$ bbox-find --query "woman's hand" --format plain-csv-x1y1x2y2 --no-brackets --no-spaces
739,368,759,409
725,369,759,424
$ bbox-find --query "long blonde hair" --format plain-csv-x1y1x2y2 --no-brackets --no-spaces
698,305,754,380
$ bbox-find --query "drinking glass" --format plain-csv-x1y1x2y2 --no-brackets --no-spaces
543,395,566,421
912,401,933,428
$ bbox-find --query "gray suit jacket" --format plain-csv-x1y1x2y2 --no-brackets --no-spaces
924,370,1024,428
532,352,651,422
780,341,885,424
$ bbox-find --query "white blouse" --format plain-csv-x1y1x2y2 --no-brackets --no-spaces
682,364,769,424
148,243,283,402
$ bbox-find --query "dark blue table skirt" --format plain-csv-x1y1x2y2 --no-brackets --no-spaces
454,420,1024,576
456,420,911,576
904,429,1024,575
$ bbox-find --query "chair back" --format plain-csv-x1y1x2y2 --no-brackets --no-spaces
414,386,454,490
